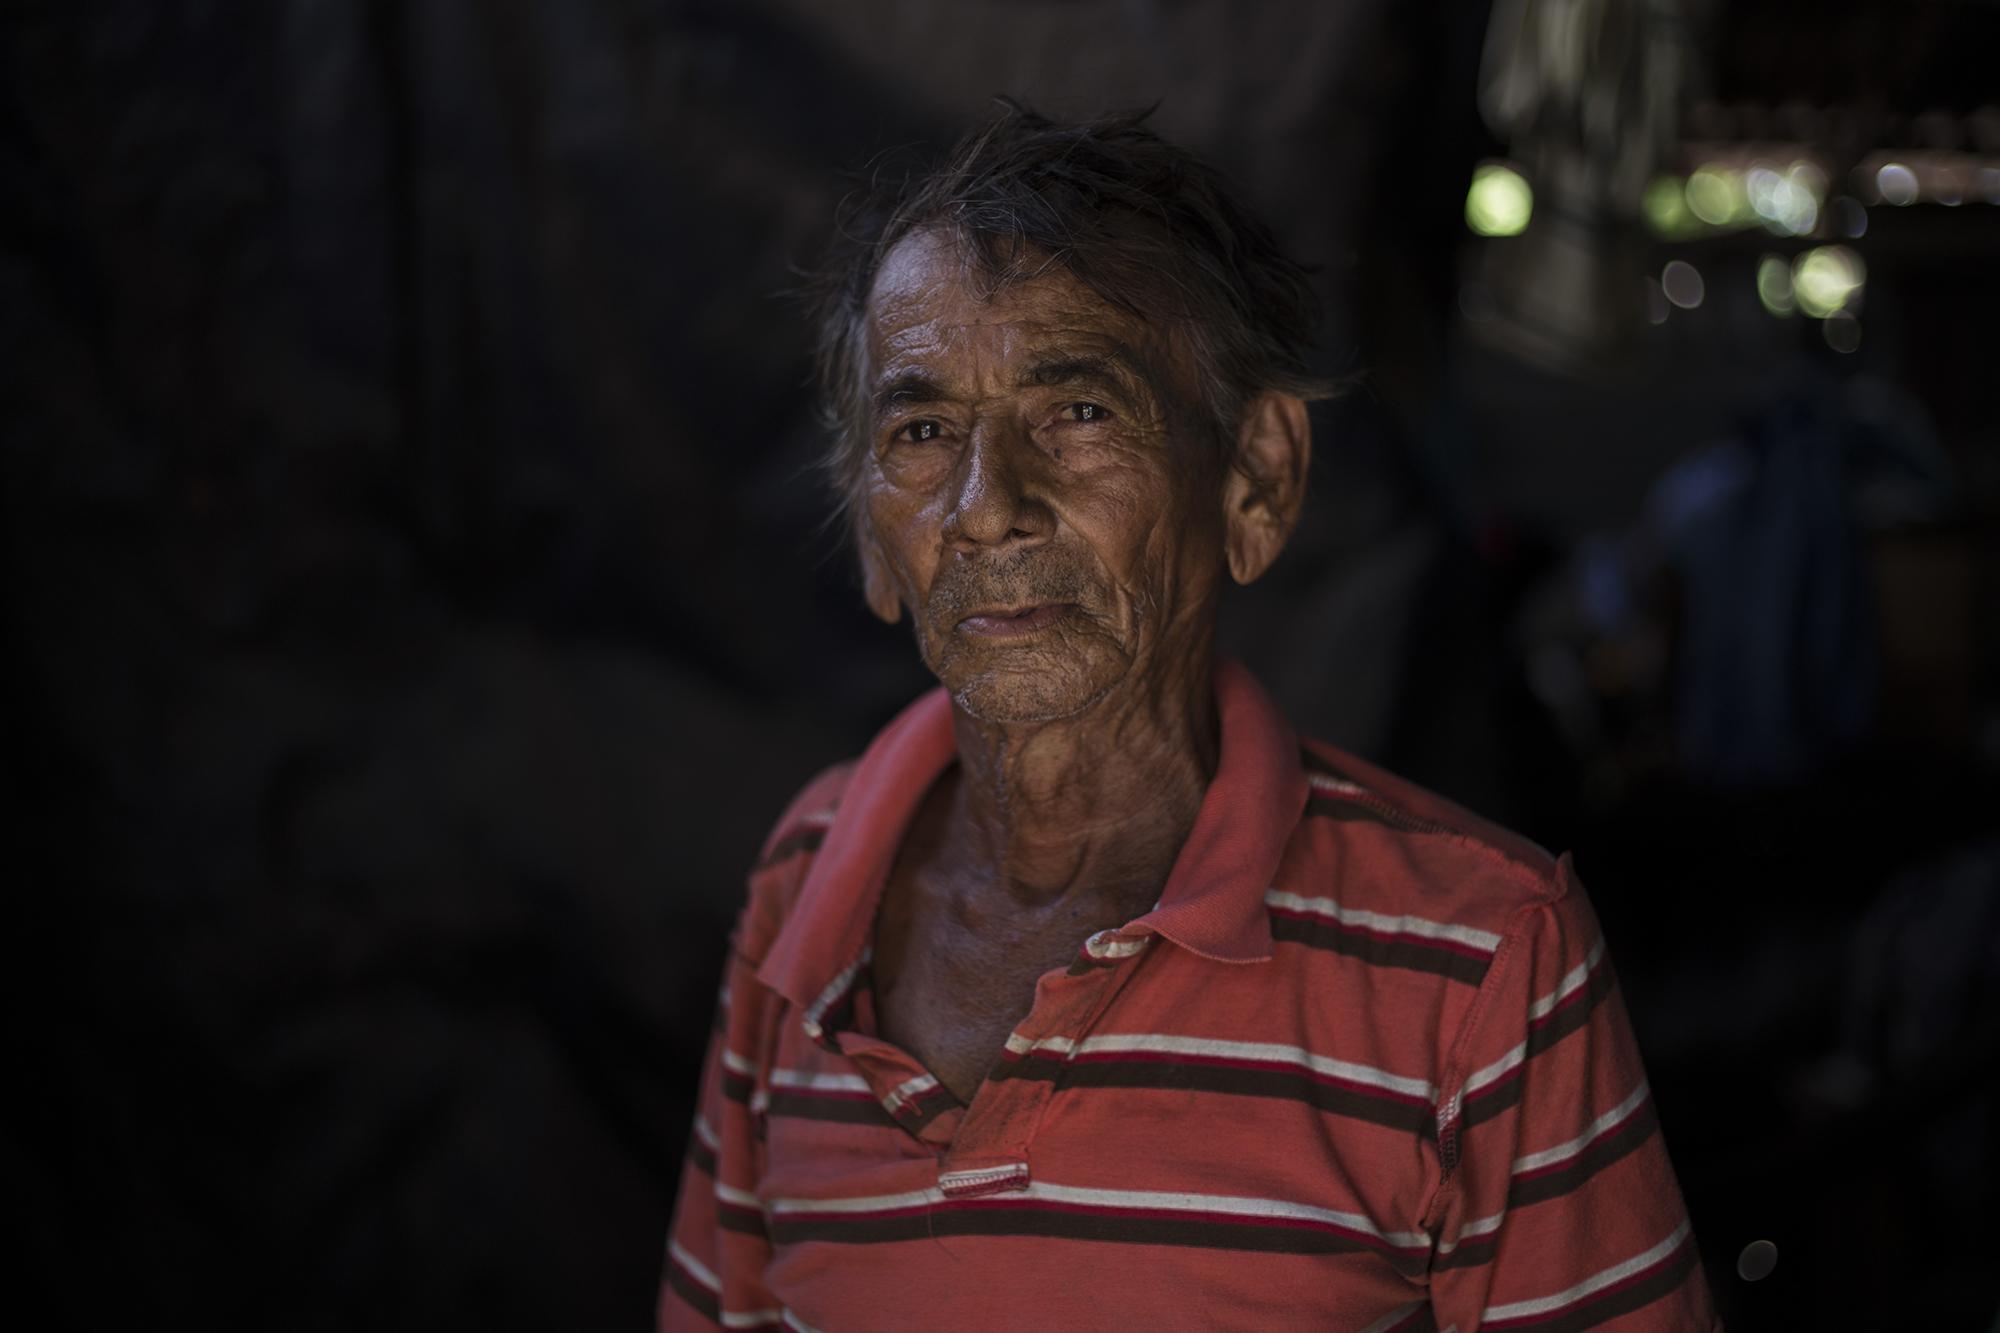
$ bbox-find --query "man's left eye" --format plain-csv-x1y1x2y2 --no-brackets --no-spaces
1061,402,1112,423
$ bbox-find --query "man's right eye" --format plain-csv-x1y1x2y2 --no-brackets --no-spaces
896,419,944,443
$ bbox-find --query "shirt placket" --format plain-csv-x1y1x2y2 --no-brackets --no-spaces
930,925,1155,1198
833,1029,965,1142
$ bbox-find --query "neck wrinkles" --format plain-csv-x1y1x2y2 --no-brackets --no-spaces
945,649,1218,912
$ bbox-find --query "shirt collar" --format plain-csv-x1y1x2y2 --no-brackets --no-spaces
1131,660,1305,964
756,660,1306,1010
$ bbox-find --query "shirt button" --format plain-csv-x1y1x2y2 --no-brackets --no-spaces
1083,929,1144,960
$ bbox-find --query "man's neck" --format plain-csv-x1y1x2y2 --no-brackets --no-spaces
943,654,1218,916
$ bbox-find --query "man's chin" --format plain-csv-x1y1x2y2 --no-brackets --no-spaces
941,659,1121,726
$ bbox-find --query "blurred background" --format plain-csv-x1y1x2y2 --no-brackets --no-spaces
4,1,1996,1329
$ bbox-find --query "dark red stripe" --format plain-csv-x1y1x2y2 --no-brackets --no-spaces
768,1090,896,1127
686,1135,718,1179
1509,1102,1659,1208
717,1199,769,1239
1527,959,1617,1056
1433,1232,1500,1271
1461,960,1618,1129
1269,909,1492,985
1385,1305,1440,1333
720,1070,754,1104
1484,1233,1698,1332
888,1082,959,1134
771,1201,1428,1275
664,1257,720,1323
1460,1067,1525,1128
989,1051,1435,1136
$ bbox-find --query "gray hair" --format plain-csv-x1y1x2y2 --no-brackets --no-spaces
808,99,1339,544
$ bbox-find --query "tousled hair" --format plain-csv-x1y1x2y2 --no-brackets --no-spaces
808,98,1338,544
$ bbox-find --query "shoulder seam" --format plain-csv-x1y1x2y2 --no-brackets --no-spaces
1417,879,1568,1235
1299,741,1557,894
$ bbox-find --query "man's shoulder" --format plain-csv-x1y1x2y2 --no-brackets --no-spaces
1290,735,1567,941
731,759,859,963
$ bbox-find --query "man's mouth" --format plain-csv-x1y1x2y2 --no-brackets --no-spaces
956,602,1077,638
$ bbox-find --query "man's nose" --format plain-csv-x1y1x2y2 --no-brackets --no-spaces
942,422,1053,553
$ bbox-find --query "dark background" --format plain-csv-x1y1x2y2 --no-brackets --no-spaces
5,2,1996,1330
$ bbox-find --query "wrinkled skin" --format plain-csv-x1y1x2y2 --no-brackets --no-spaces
858,231,1310,1100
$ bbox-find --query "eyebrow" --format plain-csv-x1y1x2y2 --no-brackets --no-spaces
1018,353,1135,394
871,371,950,419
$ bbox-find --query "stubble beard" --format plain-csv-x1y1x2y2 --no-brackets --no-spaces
917,548,1134,724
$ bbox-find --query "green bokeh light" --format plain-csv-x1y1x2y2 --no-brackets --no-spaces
1793,246,1865,318
1466,164,1533,237
1644,176,1699,237
1685,167,1746,226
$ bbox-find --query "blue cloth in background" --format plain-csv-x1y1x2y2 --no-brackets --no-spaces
1660,393,1879,787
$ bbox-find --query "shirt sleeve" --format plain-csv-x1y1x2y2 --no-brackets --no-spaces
1424,856,1721,1331
657,943,780,1331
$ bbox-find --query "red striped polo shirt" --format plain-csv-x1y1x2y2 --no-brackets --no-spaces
661,662,1718,1332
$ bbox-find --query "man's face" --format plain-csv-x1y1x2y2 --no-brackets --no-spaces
858,230,1226,724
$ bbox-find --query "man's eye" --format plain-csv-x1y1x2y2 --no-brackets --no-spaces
1062,402,1112,423
897,419,944,443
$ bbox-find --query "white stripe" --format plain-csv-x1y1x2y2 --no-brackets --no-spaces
1528,937,1608,1023
883,1072,941,1114
800,948,871,1039
1461,937,1612,1099
1436,1209,1505,1255
781,1311,823,1333
769,1069,870,1094
1482,1220,1691,1323
1003,1030,1434,1102
714,1180,761,1210
672,1231,787,1329
1002,1180,1438,1249
720,1047,756,1078
797,808,838,828
1359,1302,1428,1333
1004,1032,1076,1057
1513,1081,1651,1176
667,1238,719,1293
1073,1032,1437,1101
693,1114,720,1152
1083,930,1148,960
769,1179,1429,1249
938,1162,1029,1195
1462,1041,1525,1098
1307,771,1370,797
769,1185,943,1216
1264,888,1502,954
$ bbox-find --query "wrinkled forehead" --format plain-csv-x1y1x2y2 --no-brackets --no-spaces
862,229,1179,387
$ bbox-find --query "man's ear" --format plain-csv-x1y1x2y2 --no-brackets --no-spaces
1221,391,1311,585
858,526,903,624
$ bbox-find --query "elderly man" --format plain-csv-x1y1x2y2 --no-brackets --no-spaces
661,104,1716,1332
